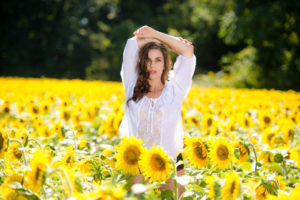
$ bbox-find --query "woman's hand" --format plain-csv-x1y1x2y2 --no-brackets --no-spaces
177,37,193,45
133,25,157,38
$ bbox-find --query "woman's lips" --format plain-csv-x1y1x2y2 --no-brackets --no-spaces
149,71,156,74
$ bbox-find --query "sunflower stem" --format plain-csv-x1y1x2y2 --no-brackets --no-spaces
249,143,258,175
282,160,287,179
29,138,42,148
8,138,28,167
48,168,73,196
71,129,77,151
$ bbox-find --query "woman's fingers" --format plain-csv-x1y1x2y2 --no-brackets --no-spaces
133,25,155,38
177,37,192,45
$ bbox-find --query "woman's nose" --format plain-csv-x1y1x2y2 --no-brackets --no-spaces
149,62,155,68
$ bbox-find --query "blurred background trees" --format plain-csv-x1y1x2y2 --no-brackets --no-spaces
0,0,299,90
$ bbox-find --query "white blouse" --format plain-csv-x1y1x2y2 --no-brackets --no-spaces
118,36,196,159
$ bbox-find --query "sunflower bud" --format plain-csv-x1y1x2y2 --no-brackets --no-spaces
273,153,283,163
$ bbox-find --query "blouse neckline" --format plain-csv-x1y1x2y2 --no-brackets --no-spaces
144,81,169,101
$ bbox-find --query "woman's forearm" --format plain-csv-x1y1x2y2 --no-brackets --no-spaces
152,30,194,58
136,37,162,49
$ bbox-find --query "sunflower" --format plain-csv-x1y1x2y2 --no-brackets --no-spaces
261,127,278,147
139,144,172,183
114,136,144,175
255,183,271,200
274,175,286,190
258,111,273,130
40,100,51,114
201,113,215,132
6,141,23,161
233,142,250,164
221,171,241,200
290,147,300,168
270,136,288,149
185,137,209,168
290,183,300,199
258,151,273,165
209,138,232,169
237,113,252,130
60,107,71,121
15,128,28,146
186,115,201,129
0,173,25,198
24,151,47,192
62,145,75,168
37,125,52,137
61,167,83,196
0,128,8,158
282,126,294,144
1,188,28,200
278,118,295,144
85,184,125,200
51,120,64,140
105,113,119,138
76,160,94,175
207,175,220,199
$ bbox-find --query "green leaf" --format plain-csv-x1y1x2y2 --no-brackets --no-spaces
191,184,205,194
266,163,283,175
61,126,66,138
160,189,174,200
234,148,240,159
262,180,277,196
240,162,252,172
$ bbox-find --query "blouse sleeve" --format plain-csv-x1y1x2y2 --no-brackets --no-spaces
120,36,139,99
172,54,196,101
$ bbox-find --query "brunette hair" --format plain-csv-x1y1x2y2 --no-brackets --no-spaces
126,42,172,107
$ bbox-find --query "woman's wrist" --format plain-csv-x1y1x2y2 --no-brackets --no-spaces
151,30,161,41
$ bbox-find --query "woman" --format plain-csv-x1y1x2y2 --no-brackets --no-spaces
118,25,196,197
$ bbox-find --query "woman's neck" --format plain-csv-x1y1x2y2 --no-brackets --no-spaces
148,79,165,92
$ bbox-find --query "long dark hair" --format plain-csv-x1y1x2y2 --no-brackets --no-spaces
126,42,172,107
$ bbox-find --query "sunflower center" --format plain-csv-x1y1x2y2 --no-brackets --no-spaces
267,133,275,142
14,147,22,159
230,180,236,194
191,117,199,124
288,129,294,138
217,144,229,160
207,118,212,126
239,145,247,157
194,142,207,159
35,167,41,181
230,125,234,131
151,154,166,171
263,116,271,124
4,106,10,113
267,153,272,162
0,133,4,151
124,146,140,165
66,156,72,164
245,119,249,127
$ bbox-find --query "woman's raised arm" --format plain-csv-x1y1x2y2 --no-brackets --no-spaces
133,26,194,58
136,37,162,49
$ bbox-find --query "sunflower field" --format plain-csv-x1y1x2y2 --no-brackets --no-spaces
0,77,299,200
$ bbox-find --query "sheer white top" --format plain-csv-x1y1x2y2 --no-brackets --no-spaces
118,36,196,159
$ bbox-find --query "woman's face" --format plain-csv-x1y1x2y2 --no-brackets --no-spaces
147,49,164,81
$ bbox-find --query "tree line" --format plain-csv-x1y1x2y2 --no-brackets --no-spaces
0,0,299,90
